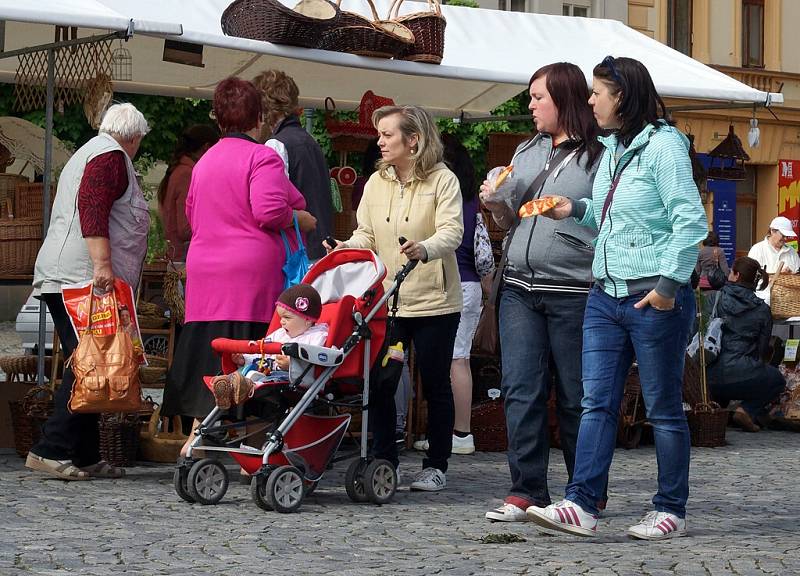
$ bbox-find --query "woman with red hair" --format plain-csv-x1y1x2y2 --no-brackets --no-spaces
163,77,315,449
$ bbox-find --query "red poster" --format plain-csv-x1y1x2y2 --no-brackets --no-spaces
778,159,800,250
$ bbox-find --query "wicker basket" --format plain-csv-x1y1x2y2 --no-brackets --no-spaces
14,183,55,219
163,263,186,324
682,353,704,409
334,210,357,240
0,355,52,382
687,402,728,447
318,0,414,58
618,365,646,449
771,274,800,319
0,218,42,275
139,364,167,386
8,384,53,457
486,132,533,172
390,0,446,64
221,0,340,48
139,406,188,463
0,174,28,215
99,412,141,467
471,398,506,452
138,314,168,329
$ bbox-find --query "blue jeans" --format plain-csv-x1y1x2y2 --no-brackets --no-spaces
566,284,694,518
499,285,587,506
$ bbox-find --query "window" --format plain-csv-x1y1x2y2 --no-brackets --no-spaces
563,3,589,17
742,0,764,68
667,0,692,56
498,0,526,11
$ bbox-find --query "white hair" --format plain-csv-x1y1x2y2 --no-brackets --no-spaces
99,103,150,140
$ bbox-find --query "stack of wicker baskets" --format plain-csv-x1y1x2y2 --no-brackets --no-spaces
99,412,141,467
8,384,53,457
0,175,44,276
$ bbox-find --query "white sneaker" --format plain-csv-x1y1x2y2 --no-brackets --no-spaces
410,467,446,492
627,511,687,540
526,499,598,537
452,434,475,455
485,502,530,522
413,439,429,451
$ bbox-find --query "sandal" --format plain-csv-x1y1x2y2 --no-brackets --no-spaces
79,460,126,478
25,452,90,481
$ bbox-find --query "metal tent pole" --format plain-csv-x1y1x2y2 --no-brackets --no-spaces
37,47,54,387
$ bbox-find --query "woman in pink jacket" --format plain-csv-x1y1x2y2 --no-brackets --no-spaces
163,77,315,449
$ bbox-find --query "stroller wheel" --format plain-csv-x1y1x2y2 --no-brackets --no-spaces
173,465,195,503
265,465,304,514
344,459,369,503
250,471,273,511
364,459,397,505
186,458,229,505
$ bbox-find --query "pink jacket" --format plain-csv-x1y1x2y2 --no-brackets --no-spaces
185,136,306,323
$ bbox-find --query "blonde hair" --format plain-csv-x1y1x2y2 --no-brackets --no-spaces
99,103,149,140
252,69,300,130
372,105,443,181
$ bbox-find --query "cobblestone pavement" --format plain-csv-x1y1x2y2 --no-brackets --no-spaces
2,428,799,576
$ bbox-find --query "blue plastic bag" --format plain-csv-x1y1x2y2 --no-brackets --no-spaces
281,216,310,290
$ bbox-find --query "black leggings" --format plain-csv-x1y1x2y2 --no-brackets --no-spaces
369,313,460,473
32,293,101,466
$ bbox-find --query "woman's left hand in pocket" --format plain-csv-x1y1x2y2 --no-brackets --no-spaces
634,289,675,311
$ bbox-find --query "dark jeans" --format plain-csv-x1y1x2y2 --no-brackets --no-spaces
566,285,694,518
711,364,785,418
32,293,101,466
499,285,586,507
370,313,460,473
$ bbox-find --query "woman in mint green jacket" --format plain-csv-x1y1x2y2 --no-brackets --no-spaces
527,56,708,541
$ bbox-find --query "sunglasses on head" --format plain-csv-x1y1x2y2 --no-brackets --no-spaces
601,55,624,86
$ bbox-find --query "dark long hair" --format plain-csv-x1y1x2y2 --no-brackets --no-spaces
441,133,476,202
732,256,769,291
157,125,219,206
529,62,602,169
703,231,720,247
592,56,671,147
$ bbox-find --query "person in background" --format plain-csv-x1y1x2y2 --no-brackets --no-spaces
695,231,729,290
26,103,151,480
252,69,332,260
530,56,707,540
353,138,381,211
708,256,786,432
157,125,219,262
327,105,463,492
162,77,313,456
480,62,602,523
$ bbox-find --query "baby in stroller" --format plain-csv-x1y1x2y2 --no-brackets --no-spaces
210,284,329,409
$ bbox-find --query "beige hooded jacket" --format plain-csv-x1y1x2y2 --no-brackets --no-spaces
341,162,463,317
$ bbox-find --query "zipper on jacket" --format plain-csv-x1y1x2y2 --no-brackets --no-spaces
602,153,618,297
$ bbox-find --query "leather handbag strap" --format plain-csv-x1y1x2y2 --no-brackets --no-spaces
489,145,574,304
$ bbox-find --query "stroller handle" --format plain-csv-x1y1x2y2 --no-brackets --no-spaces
211,338,284,356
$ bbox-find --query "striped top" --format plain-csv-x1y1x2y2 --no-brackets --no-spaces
574,122,708,299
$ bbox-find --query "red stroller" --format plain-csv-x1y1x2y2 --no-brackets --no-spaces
173,248,417,513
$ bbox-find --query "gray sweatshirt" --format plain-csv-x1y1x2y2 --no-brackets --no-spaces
503,134,598,293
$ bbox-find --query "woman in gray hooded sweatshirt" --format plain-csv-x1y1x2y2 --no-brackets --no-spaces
481,62,603,522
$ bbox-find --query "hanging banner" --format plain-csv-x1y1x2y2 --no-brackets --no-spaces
779,160,800,250
712,181,736,264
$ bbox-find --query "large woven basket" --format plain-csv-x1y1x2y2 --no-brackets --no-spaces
139,406,188,463
771,274,800,319
0,174,28,214
221,0,340,48
0,218,42,275
99,413,141,467
8,385,53,458
14,183,55,220
318,0,414,58
687,402,728,447
471,398,506,452
617,364,646,449
389,0,446,64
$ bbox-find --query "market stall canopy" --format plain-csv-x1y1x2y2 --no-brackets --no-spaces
0,0,783,117
0,117,73,176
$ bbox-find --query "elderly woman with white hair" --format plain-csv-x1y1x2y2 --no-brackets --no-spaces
26,103,150,481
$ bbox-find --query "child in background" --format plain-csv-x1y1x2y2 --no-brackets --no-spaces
212,284,329,409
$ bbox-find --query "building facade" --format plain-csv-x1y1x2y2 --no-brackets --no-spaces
632,0,800,257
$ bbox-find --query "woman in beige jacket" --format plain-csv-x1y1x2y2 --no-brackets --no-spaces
329,105,463,492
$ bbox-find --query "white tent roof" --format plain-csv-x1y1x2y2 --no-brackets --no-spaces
0,0,783,116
